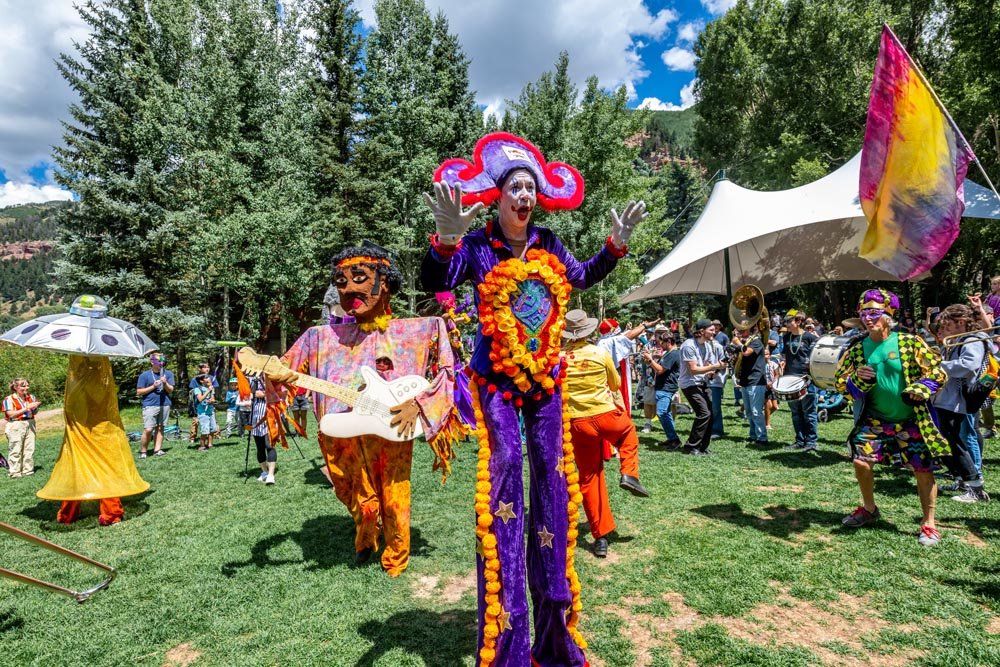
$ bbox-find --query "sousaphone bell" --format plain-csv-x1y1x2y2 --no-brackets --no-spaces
729,284,769,335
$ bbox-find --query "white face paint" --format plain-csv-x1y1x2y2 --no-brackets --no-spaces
497,168,537,237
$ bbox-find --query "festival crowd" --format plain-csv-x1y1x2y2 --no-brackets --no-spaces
4,130,998,667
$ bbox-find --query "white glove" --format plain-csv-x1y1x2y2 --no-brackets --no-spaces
610,200,647,248
422,182,485,245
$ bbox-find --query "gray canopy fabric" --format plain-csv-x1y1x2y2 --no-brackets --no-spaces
622,152,1000,302
1,303,158,358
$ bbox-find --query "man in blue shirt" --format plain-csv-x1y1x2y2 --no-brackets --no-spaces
136,352,174,458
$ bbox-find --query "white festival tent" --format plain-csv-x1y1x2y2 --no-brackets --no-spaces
621,152,1000,303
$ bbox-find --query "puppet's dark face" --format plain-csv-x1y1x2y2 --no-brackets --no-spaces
334,263,390,322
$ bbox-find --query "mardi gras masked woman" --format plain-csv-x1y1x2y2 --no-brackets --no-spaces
421,132,646,667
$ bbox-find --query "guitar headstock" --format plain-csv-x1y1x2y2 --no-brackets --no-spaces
236,347,287,377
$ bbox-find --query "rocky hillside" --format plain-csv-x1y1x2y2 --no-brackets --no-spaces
0,201,68,322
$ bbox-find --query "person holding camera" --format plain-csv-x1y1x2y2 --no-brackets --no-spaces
647,331,681,448
678,319,727,455
193,373,217,451
4,377,40,478
136,353,174,458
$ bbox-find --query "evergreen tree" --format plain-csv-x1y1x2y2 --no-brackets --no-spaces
508,51,576,159
353,0,481,312
53,0,205,367
307,0,365,278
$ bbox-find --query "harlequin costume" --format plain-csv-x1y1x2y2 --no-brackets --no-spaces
834,288,948,544
422,133,637,667
835,289,949,465
279,245,465,577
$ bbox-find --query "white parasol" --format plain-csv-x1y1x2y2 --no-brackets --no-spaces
0,295,159,358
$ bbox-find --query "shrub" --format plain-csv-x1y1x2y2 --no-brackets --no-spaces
0,344,69,405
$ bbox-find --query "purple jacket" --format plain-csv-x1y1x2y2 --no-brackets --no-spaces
421,220,621,380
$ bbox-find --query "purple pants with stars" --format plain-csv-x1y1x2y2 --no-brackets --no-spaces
475,386,585,667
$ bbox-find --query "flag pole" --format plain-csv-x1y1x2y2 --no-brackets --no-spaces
882,23,1000,202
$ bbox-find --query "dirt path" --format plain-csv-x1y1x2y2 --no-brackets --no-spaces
0,407,64,432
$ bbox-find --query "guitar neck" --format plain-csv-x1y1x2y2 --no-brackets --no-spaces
288,374,359,407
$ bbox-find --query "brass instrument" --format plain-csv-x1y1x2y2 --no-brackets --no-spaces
941,324,1000,349
728,284,769,376
0,522,116,603
728,284,769,335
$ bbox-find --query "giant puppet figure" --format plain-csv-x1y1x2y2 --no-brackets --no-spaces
270,243,465,576
421,132,646,667
0,295,153,525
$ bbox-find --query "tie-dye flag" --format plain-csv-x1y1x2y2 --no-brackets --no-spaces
859,25,976,281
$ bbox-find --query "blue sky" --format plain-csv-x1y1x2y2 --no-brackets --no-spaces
0,0,734,205
631,0,727,110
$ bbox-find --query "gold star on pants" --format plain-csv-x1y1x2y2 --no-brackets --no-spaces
537,526,555,548
495,501,516,525
498,606,512,633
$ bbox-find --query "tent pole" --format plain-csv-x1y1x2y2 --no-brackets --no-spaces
724,247,733,306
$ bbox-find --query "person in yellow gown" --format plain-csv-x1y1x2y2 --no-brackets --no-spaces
38,354,150,525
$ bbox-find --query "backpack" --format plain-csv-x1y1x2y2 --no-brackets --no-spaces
960,340,999,413
187,390,198,418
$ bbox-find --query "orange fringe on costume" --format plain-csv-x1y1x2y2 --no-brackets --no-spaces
427,405,469,482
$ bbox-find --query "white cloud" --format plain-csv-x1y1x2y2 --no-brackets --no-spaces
661,47,697,72
701,0,738,15
677,20,705,46
0,1,88,181
355,0,678,104
636,77,697,111
0,181,73,207
1,0,688,185
637,97,681,111
679,78,698,107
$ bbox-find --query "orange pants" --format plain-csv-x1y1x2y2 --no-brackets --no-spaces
571,408,640,539
318,433,413,576
57,498,124,526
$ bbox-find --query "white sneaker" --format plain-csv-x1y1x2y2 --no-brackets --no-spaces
264,475,275,485
641,424,652,433
258,471,268,482
952,488,989,503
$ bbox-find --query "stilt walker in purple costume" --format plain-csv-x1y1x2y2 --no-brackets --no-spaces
421,132,647,667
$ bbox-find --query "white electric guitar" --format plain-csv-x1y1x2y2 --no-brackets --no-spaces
237,348,430,442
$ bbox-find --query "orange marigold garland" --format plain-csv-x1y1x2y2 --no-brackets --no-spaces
470,379,502,666
477,249,571,395
560,365,586,649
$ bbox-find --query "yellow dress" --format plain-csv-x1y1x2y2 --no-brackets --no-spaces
37,355,149,501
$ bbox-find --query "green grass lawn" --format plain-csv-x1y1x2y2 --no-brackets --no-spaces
2,399,1000,666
